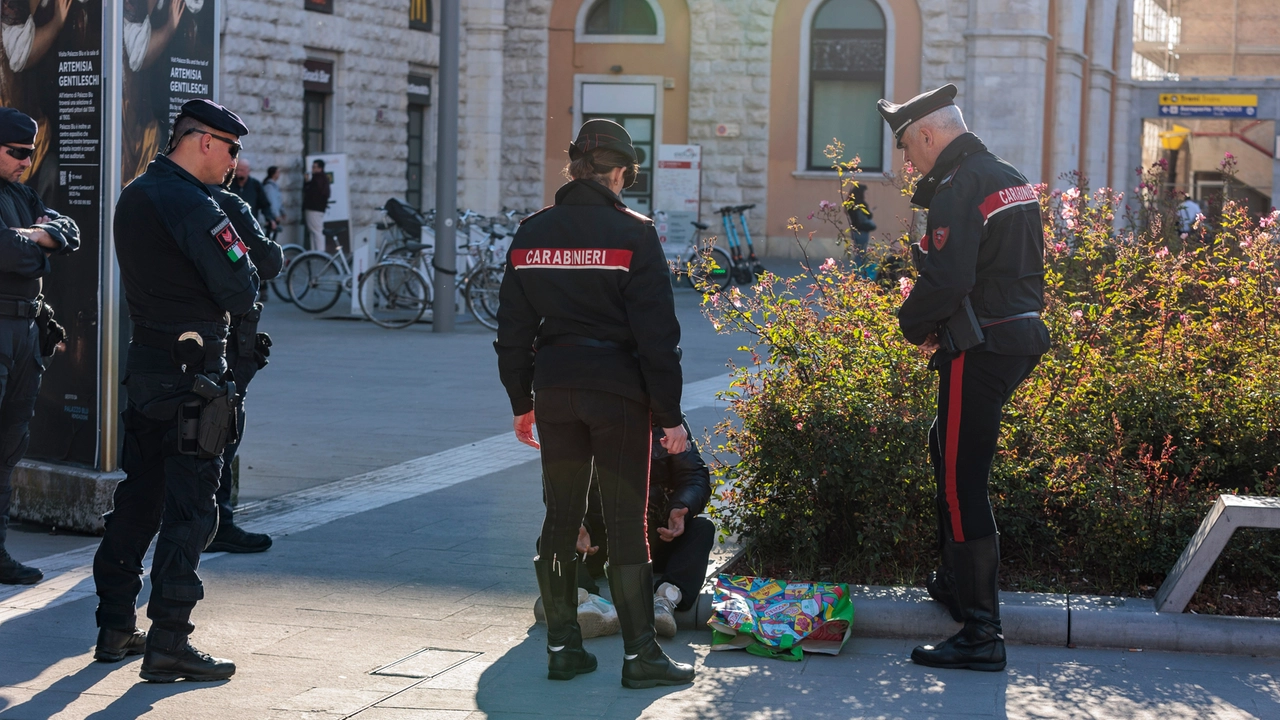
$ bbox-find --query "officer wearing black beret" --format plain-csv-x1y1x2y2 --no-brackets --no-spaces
0,107,79,586
92,99,257,682
878,85,1051,671
496,119,694,688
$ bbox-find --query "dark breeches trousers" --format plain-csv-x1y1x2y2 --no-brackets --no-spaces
93,344,223,649
929,350,1040,545
536,388,652,570
0,318,41,547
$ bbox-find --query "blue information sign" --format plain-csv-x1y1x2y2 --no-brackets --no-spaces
1159,105,1257,118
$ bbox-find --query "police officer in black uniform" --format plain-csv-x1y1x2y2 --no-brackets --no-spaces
202,173,281,554
92,99,258,682
496,119,695,689
0,107,79,585
877,85,1051,672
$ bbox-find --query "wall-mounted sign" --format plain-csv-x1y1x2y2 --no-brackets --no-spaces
654,144,702,252
1159,93,1258,118
304,59,335,93
408,74,432,105
715,123,740,138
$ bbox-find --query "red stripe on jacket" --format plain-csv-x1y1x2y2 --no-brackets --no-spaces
511,248,633,271
978,184,1038,225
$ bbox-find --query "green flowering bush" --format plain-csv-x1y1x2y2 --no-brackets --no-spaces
706,149,1280,606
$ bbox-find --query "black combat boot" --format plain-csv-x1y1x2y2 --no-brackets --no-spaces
140,629,236,683
610,562,694,689
911,533,1006,672
533,555,597,680
0,547,42,585
204,524,272,554
926,495,962,622
94,627,147,663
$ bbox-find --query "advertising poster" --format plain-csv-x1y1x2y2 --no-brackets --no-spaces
0,0,103,464
122,0,217,186
654,144,702,251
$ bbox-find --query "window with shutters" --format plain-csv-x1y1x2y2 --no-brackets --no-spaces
807,0,885,171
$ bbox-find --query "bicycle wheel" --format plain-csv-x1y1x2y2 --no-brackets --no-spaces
287,252,344,313
688,247,733,294
464,266,503,330
270,244,305,303
359,262,431,328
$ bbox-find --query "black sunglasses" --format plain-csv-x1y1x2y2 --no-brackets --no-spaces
178,128,241,159
4,145,34,161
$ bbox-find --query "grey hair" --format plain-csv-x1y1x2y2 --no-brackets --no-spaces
911,105,967,137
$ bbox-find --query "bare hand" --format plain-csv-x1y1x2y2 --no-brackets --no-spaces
657,507,687,542
169,0,186,30
920,333,940,354
660,424,687,455
576,525,598,556
513,410,539,449
54,0,73,25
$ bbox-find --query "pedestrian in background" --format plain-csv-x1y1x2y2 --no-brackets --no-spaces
93,99,257,683
496,119,695,689
262,165,285,239
878,84,1050,672
302,159,329,253
0,107,79,586
229,159,271,231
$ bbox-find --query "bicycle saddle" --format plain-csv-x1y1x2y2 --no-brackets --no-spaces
398,242,433,253
691,221,710,230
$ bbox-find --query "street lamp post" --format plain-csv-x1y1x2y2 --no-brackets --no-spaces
432,0,460,332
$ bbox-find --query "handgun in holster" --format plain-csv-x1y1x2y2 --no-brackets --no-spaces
939,296,985,354
35,300,65,357
179,373,238,459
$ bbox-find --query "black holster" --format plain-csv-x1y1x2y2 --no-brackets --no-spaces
179,373,238,458
36,299,65,357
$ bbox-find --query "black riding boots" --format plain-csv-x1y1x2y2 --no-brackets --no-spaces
610,562,695,689
912,533,1007,672
534,555,598,681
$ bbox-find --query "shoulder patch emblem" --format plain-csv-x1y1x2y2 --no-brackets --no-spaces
511,247,633,271
932,226,950,251
212,217,248,263
519,205,554,225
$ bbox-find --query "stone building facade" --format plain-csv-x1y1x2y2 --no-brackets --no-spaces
218,0,1275,256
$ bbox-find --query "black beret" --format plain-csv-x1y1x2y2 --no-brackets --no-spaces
176,99,248,136
877,84,958,149
570,119,637,164
0,108,38,145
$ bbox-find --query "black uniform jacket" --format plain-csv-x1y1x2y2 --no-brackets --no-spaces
115,156,258,337
210,185,284,282
0,178,80,300
495,179,683,428
901,133,1051,356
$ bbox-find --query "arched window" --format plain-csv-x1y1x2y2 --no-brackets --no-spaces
807,0,886,171
577,0,664,43
585,0,657,35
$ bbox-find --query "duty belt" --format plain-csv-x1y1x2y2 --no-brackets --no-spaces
978,311,1040,329
130,325,227,368
535,334,633,351
0,297,41,319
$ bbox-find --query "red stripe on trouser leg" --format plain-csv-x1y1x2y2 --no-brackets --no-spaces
945,351,966,542
643,411,652,561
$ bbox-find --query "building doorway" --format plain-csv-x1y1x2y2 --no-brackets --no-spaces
578,80,660,215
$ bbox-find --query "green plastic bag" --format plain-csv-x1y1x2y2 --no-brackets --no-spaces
707,574,854,662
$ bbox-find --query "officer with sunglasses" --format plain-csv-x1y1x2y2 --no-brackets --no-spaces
0,107,80,586
92,99,257,683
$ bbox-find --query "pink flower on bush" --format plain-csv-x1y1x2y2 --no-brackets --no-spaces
898,276,913,298
1156,247,1169,258
1053,242,1067,254
820,258,837,272
807,212,815,220
1194,213,1205,228
1261,211,1279,229
903,161,914,174
1240,240,1252,250
819,200,836,211
1072,310,1084,322
1228,277,1241,287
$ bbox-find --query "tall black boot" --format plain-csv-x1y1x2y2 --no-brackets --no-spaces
911,534,1006,672
533,555,597,680
926,496,962,622
609,562,694,689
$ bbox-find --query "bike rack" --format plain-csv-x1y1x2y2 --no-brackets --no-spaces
1154,494,1280,613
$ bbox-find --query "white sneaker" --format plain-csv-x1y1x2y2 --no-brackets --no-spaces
577,588,620,638
654,582,681,638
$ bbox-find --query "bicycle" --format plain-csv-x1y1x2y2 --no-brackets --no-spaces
676,220,733,294
269,243,307,303
285,244,356,313
359,242,435,328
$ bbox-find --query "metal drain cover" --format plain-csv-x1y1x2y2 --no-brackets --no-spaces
370,647,481,679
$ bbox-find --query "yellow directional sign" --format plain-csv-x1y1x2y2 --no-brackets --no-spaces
1159,93,1258,107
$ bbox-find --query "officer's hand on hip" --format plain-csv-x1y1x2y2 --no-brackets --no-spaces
920,333,941,354
658,508,687,542
660,425,688,455
514,410,540,449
